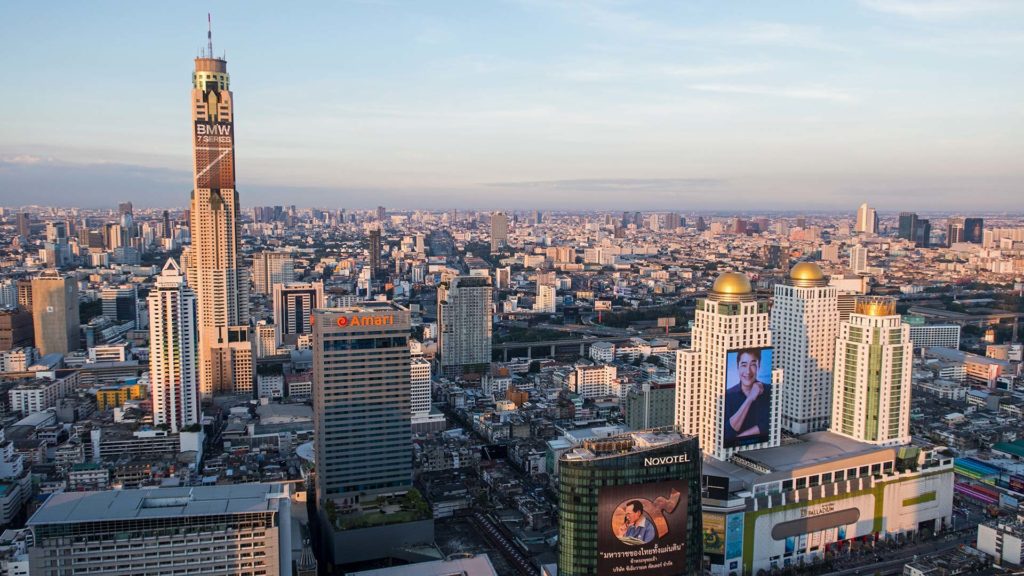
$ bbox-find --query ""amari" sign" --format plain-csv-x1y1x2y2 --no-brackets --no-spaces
336,315,395,328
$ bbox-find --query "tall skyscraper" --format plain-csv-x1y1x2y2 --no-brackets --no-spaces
368,227,382,280
252,251,295,295
963,217,984,243
312,303,412,507
272,281,324,346
31,271,79,357
855,202,877,235
913,218,931,248
437,275,493,377
490,212,509,252
946,217,965,246
675,272,780,460
771,263,838,435
830,297,911,446
16,213,30,238
148,260,200,432
162,209,172,239
897,212,918,241
187,30,251,396
850,244,868,274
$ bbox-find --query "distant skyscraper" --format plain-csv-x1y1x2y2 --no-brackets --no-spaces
252,251,296,295
100,285,139,326
830,297,911,446
31,271,79,357
913,218,931,248
272,281,324,346
118,201,133,216
897,212,917,241
490,212,509,252
963,217,984,243
676,272,780,460
534,283,556,314
771,263,838,435
148,260,199,432
187,35,251,396
16,213,30,238
495,266,511,290
855,202,877,235
946,218,965,246
437,275,493,377
162,209,172,239
376,205,386,222
850,244,868,274
368,227,383,281
312,303,412,507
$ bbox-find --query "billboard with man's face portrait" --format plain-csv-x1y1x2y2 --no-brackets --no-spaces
723,347,773,449
597,480,689,576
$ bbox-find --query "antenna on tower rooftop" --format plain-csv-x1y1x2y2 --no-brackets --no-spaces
207,13,213,58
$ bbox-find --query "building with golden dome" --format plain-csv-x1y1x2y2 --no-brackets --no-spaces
771,262,839,434
830,296,911,446
676,271,781,461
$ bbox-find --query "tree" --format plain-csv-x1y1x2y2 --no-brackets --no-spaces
528,360,541,373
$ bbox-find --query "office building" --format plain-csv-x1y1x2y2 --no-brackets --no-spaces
977,519,1024,567
100,285,139,326
16,280,32,311
27,484,291,576
437,275,492,377
963,217,984,243
208,326,254,395
772,263,838,435
946,218,964,246
148,259,200,432
272,281,324,347
188,38,251,397
495,266,511,290
558,430,703,576
676,272,780,461
906,323,960,350
830,297,911,446
897,212,917,241
31,271,80,356
914,218,931,248
850,244,868,275
622,382,676,430
0,308,33,352
490,212,509,252
312,303,412,506
855,202,877,235
410,356,443,432
535,274,557,314
368,227,383,280
252,251,295,295
16,213,30,238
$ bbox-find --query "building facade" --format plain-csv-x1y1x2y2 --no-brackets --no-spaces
771,263,838,435
437,275,493,376
272,281,324,346
252,251,295,295
558,430,703,576
312,303,413,507
31,272,79,357
148,259,200,432
831,297,911,447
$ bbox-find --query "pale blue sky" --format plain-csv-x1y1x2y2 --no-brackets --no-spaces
0,0,1021,210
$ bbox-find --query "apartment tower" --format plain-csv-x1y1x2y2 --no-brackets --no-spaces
148,259,200,432
437,275,493,377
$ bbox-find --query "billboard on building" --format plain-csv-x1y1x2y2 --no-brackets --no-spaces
723,347,773,449
725,513,744,559
597,479,689,576
703,512,726,559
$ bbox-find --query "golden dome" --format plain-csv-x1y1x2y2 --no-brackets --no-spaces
712,272,752,295
855,297,896,317
790,262,824,281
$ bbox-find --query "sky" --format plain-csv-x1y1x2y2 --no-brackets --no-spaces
0,0,1021,211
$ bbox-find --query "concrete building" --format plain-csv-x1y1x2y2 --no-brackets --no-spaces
850,244,868,275
31,272,79,357
100,285,139,326
8,373,76,416
207,326,254,395
252,251,295,295
566,364,617,399
676,272,781,461
148,259,200,432
272,281,324,347
437,275,492,377
312,303,413,506
535,283,556,314
622,382,676,430
771,262,838,434
27,484,291,576
855,202,877,235
831,297,911,447
0,308,33,352
490,212,509,252
907,323,961,350
187,47,251,398
978,519,1024,567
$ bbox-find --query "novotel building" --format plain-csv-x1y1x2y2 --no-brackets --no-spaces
312,303,413,507
558,429,703,576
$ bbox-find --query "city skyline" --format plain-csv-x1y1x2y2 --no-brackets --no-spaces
2,1,1022,210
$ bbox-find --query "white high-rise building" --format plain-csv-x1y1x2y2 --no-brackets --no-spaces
830,297,912,447
148,259,199,432
676,272,781,461
771,263,838,435
272,281,324,346
855,202,877,235
535,283,556,314
850,244,869,275
253,251,296,295
437,275,493,376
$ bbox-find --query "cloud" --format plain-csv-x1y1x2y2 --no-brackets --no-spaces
1,155,45,165
689,83,856,103
486,177,725,192
858,0,1022,20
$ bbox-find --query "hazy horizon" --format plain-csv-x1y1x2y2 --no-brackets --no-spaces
1,1,1022,210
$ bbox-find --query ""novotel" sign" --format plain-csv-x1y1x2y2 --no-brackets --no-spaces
644,454,691,466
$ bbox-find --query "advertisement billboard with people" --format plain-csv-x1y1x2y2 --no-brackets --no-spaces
723,347,773,449
597,480,689,576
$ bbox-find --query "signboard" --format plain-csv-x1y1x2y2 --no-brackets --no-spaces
595,300,612,311
657,317,676,328
725,513,743,559
723,347,774,449
598,480,689,576
703,512,725,558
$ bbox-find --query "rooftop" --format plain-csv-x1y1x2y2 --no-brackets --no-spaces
346,554,498,576
562,429,691,462
28,484,285,526
734,431,890,475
